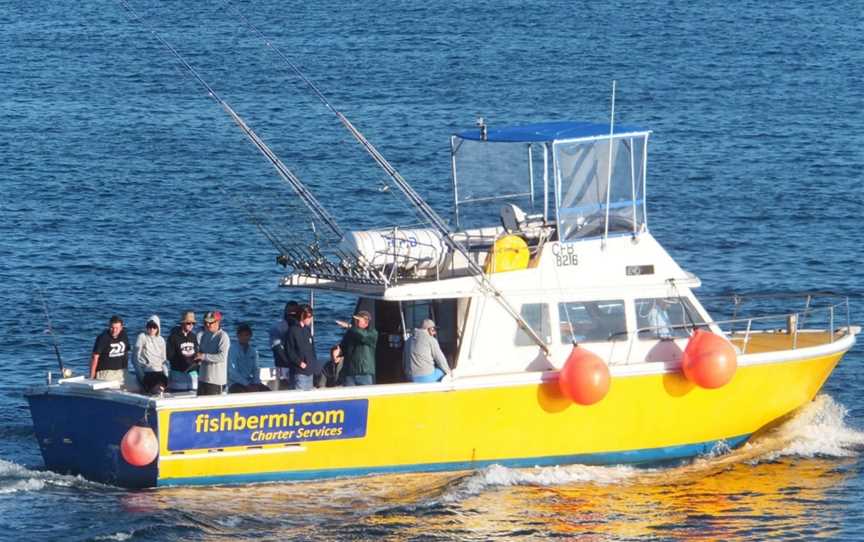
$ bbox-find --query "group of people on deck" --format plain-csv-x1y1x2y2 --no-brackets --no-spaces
90,310,236,396
89,301,452,397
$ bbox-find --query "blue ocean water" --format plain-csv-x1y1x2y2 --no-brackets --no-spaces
2,0,863,540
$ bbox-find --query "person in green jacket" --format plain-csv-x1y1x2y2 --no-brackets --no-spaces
337,310,378,386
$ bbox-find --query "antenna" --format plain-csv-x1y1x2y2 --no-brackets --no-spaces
602,80,616,248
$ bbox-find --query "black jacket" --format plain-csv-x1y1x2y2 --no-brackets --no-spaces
269,318,296,368
166,326,199,373
285,324,319,376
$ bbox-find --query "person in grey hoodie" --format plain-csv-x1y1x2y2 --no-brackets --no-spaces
132,315,168,395
195,311,230,396
402,319,452,383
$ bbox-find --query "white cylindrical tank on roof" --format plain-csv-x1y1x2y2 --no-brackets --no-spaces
340,228,448,270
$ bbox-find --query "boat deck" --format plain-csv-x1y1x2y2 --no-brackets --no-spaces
730,330,851,354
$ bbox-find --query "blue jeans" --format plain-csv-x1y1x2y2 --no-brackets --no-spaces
411,368,446,383
169,370,197,392
293,374,314,391
343,374,374,386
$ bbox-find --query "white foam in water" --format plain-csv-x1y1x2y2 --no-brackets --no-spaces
0,478,46,494
441,463,639,502
0,458,104,493
439,394,863,501
760,394,864,461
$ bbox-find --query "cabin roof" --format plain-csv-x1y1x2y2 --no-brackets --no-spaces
455,121,648,143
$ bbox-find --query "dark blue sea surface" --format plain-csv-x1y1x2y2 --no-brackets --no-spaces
2,1,863,540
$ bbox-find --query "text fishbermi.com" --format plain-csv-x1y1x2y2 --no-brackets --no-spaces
194,409,346,434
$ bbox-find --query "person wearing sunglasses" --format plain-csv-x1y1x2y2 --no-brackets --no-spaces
167,311,200,392
132,315,168,395
195,311,230,396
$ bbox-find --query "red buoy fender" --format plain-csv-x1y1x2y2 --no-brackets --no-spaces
681,329,738,389
120,424,159,467
558,346,611,405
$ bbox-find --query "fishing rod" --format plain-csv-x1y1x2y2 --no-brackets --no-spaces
117,0,344,241
36,287,66,376
217,185,294,256
223,2,444,231
223,2,550,354
221,184,387,282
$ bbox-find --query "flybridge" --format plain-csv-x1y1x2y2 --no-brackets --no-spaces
286,120,654,292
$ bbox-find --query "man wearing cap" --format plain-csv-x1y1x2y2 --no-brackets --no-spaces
167,311,200,392
337,309,378,386
402,319,451,383
195,311,230,396
90,315,130,385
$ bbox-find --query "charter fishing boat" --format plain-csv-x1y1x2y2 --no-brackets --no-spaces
26,117,858,488
25,8,858,488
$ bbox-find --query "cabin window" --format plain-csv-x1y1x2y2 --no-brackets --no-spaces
635,297,704,339
558,300,627,343
403,301,433,330
514,303,551,346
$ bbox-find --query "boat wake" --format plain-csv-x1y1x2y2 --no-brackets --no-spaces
438,394,864,499
757,393,864,460
0,458,107,494
442,463,637,502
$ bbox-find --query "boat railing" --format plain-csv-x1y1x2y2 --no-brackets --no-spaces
624,295,851,361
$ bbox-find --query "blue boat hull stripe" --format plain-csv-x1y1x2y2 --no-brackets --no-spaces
157,434,751,486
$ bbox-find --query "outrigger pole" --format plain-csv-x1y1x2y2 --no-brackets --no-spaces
226,4,550,355
117,0,343,241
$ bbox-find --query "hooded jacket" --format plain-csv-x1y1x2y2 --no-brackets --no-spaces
133,315,167,375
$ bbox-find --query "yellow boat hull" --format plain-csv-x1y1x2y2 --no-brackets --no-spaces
155,345,844,486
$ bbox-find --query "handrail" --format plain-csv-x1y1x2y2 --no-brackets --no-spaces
620,297,851,362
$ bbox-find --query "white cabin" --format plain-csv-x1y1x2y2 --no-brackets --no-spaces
281,121,717,382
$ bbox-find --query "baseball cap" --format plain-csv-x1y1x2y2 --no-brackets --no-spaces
420,319,436,330
203,311,222,323
353,310,372,321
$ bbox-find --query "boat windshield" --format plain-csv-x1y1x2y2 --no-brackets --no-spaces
450,137,546,229
553,133,649,242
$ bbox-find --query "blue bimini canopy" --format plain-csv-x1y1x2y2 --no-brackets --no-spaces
456,121,647,143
